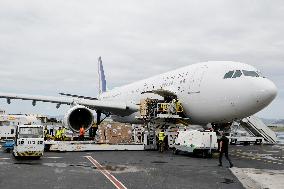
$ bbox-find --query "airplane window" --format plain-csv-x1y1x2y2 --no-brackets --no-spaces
224,71,234,79
242,70,259,77
232,70,242,78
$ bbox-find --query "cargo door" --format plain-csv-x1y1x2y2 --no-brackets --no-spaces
189,65,208,94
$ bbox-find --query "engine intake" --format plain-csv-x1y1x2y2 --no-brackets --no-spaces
64,105,94,132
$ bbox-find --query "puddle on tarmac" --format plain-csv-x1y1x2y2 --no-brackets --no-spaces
43,163,93,169
103,165,126,171
43,163,68,168
221,178,235,184
99,164,145,173
10,161,144,174
151,161,168,164
14,162,42,165
69,164,91,168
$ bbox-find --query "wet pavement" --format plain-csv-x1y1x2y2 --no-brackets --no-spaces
0,144,283,189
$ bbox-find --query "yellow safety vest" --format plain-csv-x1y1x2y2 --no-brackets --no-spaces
62,128,66,135
159,132,165,141
56,130,61,138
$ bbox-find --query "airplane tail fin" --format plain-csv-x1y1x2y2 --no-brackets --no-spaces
98,57,107,95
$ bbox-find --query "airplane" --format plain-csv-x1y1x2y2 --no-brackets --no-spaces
0,58,277,132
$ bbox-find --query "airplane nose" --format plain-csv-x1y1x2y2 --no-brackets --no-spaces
256,79,277,106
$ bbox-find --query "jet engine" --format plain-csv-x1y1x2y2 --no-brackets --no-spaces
64,105,94,132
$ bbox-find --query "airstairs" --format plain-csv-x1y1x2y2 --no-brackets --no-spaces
240,116,277,144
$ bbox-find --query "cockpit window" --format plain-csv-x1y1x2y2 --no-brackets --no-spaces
224,71,234,79
232,70,242,78
242,70,259,77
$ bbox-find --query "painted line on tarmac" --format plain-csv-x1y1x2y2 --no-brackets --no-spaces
85,156,127,189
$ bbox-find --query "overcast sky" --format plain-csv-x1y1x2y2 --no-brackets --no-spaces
0,0,283,119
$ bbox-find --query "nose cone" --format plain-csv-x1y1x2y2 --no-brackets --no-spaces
256,79,277,107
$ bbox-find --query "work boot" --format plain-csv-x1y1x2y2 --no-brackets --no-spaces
230,164,233,168
218,164,222,167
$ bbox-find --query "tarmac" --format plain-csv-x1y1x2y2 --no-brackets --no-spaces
0,144,283,189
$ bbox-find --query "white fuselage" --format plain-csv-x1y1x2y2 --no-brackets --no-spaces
99,61,277,124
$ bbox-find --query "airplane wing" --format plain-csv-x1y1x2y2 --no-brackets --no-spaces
0,92,138,115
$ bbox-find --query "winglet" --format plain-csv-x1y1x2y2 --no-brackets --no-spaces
98,57,107,95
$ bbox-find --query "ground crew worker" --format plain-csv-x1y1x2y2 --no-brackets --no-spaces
158,130,166,152
55,127,62,141
79,126,85,141
61,127,66,141
50,125,54,136
218,132,233,168
89,123,98,140
44,126,49,140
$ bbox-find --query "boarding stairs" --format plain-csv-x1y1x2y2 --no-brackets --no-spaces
240,116,277,144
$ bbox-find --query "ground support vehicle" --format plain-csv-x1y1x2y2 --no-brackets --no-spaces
3,139,15,152
228,134,263,145
173,130,218,157
13,125,44,159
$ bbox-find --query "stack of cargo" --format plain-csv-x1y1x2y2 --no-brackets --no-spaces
97,122,133,144
140,99,149,117
139,98,159,118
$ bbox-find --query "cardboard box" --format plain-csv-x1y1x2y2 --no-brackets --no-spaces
97,122,133,144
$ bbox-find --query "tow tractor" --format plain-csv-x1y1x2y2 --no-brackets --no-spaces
13,125,44,159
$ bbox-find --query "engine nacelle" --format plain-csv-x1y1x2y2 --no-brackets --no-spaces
64,105,94,132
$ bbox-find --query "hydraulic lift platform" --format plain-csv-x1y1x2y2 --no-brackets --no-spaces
45,141,145,152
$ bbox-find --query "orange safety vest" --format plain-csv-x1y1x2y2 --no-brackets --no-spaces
79,127,85,136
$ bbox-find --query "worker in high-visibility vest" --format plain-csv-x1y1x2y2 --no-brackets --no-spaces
158,131,166,152
55,127,62,141
79,126,85,141
61,127,66,141
44,126,49,141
